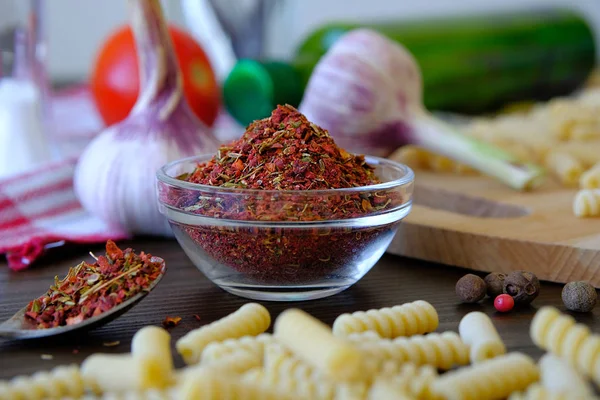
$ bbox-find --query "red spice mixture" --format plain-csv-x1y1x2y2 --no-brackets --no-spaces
24,241,165,329
172,105,401,282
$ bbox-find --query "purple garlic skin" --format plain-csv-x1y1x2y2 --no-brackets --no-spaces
299,28,422,156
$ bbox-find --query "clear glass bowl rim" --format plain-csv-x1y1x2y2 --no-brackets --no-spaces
156,154,415,195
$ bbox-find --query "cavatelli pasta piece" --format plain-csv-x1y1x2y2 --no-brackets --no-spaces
579,162,600,189
530,306,600,385
131,326,173,387
349,331,469,370
274,308,364,381
0,364,84,400
263,342,323,381
458,311,506,363
332,300,438,338
178,370,300,400
242,367,335,400
430,352,539,400
81,353,164,393
538,353,595,398
545,151,584,187
176,302,271,365
573,189,600,217
201,333,273,363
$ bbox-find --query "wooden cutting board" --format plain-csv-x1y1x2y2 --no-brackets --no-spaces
386,169,600,287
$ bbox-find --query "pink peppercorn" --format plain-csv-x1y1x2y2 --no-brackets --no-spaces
494,294,515,312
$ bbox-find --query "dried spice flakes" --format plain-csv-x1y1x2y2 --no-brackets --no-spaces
162,316,182,328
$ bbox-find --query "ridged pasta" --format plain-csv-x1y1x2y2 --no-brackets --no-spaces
274,308,364,381
177,348,262,384
75,387,180,400
367,378,416,400
349,331,469,370
0,364,84,400
507,383,588,400
263,342,323,381
334,382,370,400
544,151,584,186
530,306,600,385
579,162,600,189
573,189,600,217
201,333,273,363
176,302,271,365
430,352,539,400
538,353,595,397
242,368,335,400
377,362,440,400
178,370,300,400
332,300,439,338
458,311,506,363
130,326,173,387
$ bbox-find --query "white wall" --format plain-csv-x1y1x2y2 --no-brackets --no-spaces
44,0,600,82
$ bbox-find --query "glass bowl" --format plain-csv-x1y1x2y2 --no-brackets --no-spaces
156,154,414,301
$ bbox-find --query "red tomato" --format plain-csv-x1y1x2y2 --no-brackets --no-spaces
90,24,220,127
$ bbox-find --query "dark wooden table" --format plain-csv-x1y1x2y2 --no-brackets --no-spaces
1,238,598,379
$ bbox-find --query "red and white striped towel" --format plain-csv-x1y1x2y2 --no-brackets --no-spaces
0,157,129,271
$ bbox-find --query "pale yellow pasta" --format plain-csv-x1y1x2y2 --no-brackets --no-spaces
538,353,594,398
573,189,600,217
200,333,273,363
334,382,369,400
579,162,600,188
242,367,335,400
0,364,84,400
130,326,173,387
177,349,262,384
367,378,415,400
426,154,455,173
544,150,584,186
178,370,299,400
345,331,382,341
530,306,600,385
458,311,506,363
570,122,600,141
77,387,180,400
81,353,164,393
391,146,430,169
176,302,271,365
349,331,469,370
273,308,364,381
376,362,440,400
553,141,600,167
508,383,571,400
430,352,539,400
263,342,323,381
332,300,439,338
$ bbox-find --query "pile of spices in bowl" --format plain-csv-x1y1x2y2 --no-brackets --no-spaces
24,241,165,329
171,105,406,283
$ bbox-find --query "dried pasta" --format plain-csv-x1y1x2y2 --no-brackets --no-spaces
177,348,262,384
130,326,173,387
349,331,469,370
0,364,84,400
530,306,600,385
544,151,584,186
242,368,335,400
274,308,364,381
263,342,323,381
332,300,439,338
538,353,594,398
508,383,571,400
376,362,440,400
430,352,539,400
75,387,180,400
573,189,600,217
178,370,299,400
201,333,273,363
81,353,167,394
176,302,271,365
458,311,506,362
579,162,600,189
367,378,415,400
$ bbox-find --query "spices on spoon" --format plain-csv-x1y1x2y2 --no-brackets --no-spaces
24,240,165,329
169,104,403,283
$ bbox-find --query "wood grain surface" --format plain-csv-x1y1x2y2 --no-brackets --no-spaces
388,169,600,286
1,238,599,380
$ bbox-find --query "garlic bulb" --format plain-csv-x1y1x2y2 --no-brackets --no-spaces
74,0,220,236
299,29,545,191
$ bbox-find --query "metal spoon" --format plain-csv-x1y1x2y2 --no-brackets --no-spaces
0,256,166,340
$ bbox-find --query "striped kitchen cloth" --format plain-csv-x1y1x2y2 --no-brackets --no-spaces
0,157,129,271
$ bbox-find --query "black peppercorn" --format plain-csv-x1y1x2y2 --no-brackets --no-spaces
562,281,597,312
503,270,540,305
456,274,487,303
484,272,506,298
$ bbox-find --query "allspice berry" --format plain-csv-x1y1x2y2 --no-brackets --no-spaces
456,274,487,303
484,272,506,298
562,281,597,312
503,270,540,305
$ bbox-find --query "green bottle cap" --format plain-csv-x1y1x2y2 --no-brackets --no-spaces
223,60,304,127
